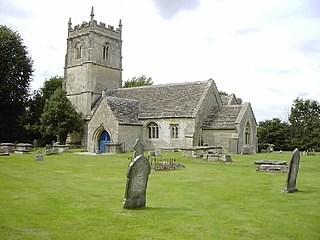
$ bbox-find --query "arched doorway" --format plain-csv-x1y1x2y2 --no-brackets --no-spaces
98,130,111,153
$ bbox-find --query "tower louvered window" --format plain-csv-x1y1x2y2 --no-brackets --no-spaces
75,42,82,59
103,44,109,60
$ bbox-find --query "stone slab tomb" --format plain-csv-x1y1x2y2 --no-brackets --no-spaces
14,143,33,154
255,160,288,173
0,146,10,156
257,164,288,173
123,155,151,209
283,148,301,193
0,143,15,153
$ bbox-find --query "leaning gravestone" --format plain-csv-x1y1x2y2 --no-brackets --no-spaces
283,148,301,193
123,155,151,209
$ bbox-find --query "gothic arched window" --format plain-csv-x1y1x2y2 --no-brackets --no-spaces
170,124,179,139
245,122,251,145
147,122,159,139
102,43,109,60
75,41,82,59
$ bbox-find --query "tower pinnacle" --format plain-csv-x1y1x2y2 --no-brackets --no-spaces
90,6,94,22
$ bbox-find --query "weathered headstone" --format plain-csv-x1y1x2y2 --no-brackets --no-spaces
33,139,38,149
123,155,151,209
133,138,143,159
283,148,301,193
35,150,44,161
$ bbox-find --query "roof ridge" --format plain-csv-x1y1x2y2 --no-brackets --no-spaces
114,80,210,91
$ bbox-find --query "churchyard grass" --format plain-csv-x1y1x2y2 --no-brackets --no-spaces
0,150,319,239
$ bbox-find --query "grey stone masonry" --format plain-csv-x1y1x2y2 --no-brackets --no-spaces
123,155,151,209
283,148,301,193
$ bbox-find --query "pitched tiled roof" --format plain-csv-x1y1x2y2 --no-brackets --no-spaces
202,105,242,129
105,97,141,125
104,81,210,119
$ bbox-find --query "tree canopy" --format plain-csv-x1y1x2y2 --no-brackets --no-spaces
289,98,320,151
23,76,63,144
0,25,33,142
40,88,82,144
257,118,290,151
123,75,153,88
258,98,320,151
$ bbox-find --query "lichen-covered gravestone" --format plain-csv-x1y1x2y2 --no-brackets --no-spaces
283,148,301,193
123,155,151,209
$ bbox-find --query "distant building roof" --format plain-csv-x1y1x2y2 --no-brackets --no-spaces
104,80,211,119
220,94,239,105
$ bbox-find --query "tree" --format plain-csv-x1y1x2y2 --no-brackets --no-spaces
0,25,33,141
22,76,63,145
41,76,63,100
40,88,82,144
257,118,290,151
289,98,320,151
123,75,153,88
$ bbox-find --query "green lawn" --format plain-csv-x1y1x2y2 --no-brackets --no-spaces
0,150,319,239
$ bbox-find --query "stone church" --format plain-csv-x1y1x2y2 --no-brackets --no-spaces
63,8,258,154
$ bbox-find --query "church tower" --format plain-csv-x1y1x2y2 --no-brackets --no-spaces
63,7,122,115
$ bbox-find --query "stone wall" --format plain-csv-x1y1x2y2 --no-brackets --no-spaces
118,124,142,152
142,118,196,150
202,129,236,153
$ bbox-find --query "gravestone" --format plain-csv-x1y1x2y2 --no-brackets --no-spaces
123,155,151,209
283,148,301,193
33,139,38,149
133,138,143,159
35,150,44,161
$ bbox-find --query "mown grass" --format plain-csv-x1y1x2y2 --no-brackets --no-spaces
0,150,319,239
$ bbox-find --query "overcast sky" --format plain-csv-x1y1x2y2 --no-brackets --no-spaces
1,0,319,122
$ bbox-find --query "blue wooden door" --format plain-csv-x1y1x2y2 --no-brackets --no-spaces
98,131,110,153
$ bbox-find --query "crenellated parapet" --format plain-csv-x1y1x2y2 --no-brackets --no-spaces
67,7,121,40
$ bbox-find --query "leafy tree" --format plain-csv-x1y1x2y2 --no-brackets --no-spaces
40,88,82,144
257,118,290,151
22,76,63,145
289,98,320,151
0,25,33,141
123,75,153,88
42,76,63,100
